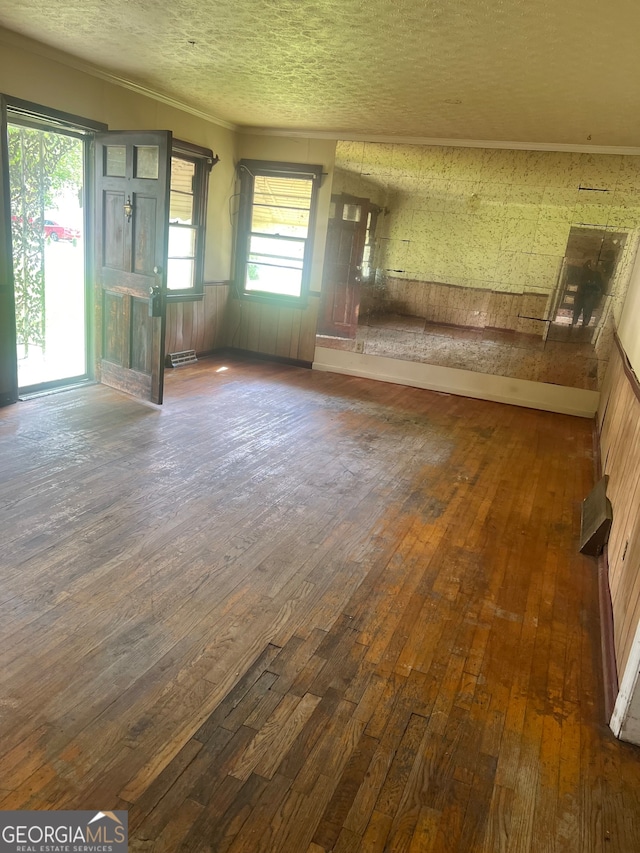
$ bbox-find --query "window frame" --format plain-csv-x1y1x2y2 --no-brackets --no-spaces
234,159,323,307
166,138,217,303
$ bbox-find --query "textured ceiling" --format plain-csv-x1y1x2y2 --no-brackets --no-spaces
2,0,640,146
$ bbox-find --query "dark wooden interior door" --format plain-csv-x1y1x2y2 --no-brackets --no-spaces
94,130,171,404
318,194,369,338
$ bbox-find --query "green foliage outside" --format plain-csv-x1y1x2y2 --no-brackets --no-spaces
9,125,82,351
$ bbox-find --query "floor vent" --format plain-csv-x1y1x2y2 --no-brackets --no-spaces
166,350,198,368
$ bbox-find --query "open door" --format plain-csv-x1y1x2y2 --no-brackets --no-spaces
94,130,171,404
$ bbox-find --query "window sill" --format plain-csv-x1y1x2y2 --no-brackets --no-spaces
166,292,204,303
235,290,309,310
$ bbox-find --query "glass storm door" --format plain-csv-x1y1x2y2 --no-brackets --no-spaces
8,122,86,391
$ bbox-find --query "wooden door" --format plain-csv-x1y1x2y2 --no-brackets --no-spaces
94,131,171,404
318,195,369,338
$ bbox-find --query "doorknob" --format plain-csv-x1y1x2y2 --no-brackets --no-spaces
153,265,162,274
123,195,133,222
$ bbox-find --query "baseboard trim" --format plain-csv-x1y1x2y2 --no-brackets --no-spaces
312,347,599,418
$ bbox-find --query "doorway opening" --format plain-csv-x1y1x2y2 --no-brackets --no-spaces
8,121,87,392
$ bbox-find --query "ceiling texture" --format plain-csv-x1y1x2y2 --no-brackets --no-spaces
1,0,640,148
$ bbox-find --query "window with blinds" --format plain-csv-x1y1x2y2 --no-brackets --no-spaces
235,161,323,302
168,156,197,292
166,141,217,299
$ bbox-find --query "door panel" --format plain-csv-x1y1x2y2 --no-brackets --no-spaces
94,130,171,404
103,292,125,364
133,194,159,274
104,191,126,269
131,299,152,373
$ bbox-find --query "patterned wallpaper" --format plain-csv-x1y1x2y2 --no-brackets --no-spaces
335,142,640,319
324,142,640,391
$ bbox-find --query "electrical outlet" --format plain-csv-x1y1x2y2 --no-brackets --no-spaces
355,340,364,353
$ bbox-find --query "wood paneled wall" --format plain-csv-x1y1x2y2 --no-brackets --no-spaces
598,336,640,678
368,277,550,337
165,288,320,364
224,294,320,364
165,283,230,357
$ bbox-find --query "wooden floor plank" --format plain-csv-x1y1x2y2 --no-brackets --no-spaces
1,356,640,851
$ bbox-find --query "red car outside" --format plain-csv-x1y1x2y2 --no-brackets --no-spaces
43,219,81,242
11,215,81,243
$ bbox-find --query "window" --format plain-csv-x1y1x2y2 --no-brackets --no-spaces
235,160,323,303
166,140,217,301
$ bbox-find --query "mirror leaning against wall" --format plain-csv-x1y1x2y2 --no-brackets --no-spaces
317,142,640,392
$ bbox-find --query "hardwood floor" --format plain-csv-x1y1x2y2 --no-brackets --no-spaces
1,356,639,851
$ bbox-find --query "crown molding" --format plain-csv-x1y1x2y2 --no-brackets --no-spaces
238,126,640,156
0,27,237,132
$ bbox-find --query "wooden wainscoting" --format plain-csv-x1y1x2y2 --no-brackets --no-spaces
165,282,230,357
368,277,550,337
225,294,320,363
598,335,640,679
